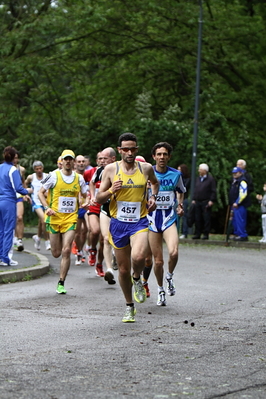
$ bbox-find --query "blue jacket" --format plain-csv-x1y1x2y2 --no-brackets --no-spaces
0,162,28,203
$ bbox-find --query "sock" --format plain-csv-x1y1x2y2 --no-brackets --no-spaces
143,264,152,282
132,276,140,282
158,286,164,292
126,303,134,307
166,272,173,279
58,280,64,286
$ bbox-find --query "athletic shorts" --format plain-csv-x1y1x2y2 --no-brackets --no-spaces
46,222,77,234
17,197,24,203
101,202,111,218
78,208,86,219
32,203,44,212
88,203,101,215
109,217,148,249
147,208,177,233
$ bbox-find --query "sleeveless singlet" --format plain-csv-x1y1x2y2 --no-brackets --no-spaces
45,170,80,225
109,161,147,222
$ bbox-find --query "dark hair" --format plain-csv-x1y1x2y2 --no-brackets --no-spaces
118,132,137,147
151,142,173,156
178,164,190,178
3,146,17,163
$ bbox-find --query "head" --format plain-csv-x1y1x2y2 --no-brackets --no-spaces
32,161,44,176
101,147,116,167
75,155,86,173
61,149,75,171
236,159,246,170
117,132,139,164
3,146,17,163
135,155,146,163
57,156,62,169
178,163,190,178
151,142,173,169
231,166,243,179
84,155,91,168
13,151,20,166
198,163,209,177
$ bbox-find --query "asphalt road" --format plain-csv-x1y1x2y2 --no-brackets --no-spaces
1,239,265,399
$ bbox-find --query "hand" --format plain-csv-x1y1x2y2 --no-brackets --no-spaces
111,179,123,193
147,197,156,212
177,204,184,216
45,207,56,216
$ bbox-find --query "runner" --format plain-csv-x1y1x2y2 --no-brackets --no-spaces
73,155,89,265
147,142,185,306
13,151,26,251
38,149,89,294
96,133,159,322
25,161,51,251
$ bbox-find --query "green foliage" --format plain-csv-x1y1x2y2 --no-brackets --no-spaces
0,0,265,232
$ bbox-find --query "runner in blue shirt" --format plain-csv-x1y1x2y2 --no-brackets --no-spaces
147,142,186,306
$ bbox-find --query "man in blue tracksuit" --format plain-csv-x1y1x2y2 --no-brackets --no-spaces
0,146,30,266
229,166,250,241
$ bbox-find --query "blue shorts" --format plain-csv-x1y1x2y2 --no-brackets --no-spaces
32,202,44,212
109,217,149,249
78,208,86,219
147,208,177,233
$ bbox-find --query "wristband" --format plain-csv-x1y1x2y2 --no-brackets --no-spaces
150,194,157,200
44,206,49,211
108,188,113,195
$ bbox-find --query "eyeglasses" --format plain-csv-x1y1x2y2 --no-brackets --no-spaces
120,147,139,152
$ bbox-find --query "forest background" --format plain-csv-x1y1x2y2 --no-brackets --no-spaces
1,0,265,235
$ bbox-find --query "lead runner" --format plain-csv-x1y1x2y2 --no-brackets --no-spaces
96,133,159,322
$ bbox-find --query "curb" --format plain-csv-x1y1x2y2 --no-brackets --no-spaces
179,238,266,249
0,250,50,284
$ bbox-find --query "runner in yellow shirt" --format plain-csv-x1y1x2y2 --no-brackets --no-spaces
38,149,89,294
96,133,159,322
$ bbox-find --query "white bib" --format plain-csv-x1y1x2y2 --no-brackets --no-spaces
58,197,76,213
156,191,175,209
117,201,141,222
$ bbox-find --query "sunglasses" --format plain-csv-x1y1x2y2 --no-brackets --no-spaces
120,147,139,152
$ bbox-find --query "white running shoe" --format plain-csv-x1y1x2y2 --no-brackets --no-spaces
259,238,266,243
45,240,51,250
9,259,18,266
75,252,82,266
157,290,167,306
32,235,41,250
165,275,176,296
17,239,24,252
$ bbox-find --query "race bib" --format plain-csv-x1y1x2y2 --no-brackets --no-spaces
117,201,141,222
156,191,175,209
58,197,76,213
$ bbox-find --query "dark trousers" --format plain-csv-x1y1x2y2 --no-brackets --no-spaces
194,200,212,237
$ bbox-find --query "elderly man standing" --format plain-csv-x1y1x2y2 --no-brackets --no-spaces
192,163,216,240
229,166,250,241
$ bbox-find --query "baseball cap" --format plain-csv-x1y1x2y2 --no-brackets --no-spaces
232,166,243,173
61,150,75,159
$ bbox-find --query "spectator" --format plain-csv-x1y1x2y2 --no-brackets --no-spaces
178,164,191,239
0,146,31,266
256,183,266,243
229,167,250,241
236,159,254,193
192,163,216,240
